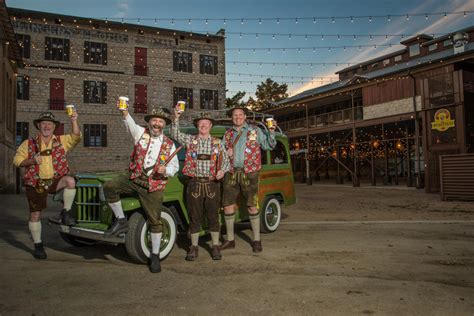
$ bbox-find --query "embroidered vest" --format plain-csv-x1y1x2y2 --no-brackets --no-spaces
182,135,218,178
23,135,69,187
129,129,174,192
224,126,261,174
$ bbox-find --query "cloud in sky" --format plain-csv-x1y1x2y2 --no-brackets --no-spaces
113,0,130,18
289,0,474,97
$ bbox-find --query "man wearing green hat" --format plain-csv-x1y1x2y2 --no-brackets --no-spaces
13,111,81,260
171,108,230,261
220,106,277,253
102,102,179,273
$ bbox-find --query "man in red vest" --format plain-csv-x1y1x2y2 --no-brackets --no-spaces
102,104,179,273
220,106,277,253
171,109,230,261
13,111,81,260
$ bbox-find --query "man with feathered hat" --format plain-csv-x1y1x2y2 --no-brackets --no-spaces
13,110,81,260
220,105,277,253
102,102,179,273
171,108,230,261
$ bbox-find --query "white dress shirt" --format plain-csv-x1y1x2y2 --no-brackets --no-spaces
124,114,179,177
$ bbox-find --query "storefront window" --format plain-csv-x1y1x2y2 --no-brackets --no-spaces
428,73,454,107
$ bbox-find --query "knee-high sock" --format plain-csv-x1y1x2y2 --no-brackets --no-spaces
108,201,125,219
63,188,76,211
29,221,42,243
249,214,261,241
210,231,220,246
190,233,199,247
151,232,162,255
224,214,235,241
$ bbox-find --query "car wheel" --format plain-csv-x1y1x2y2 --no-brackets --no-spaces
59,232,97,247
260,196,282,233
125,207,177,264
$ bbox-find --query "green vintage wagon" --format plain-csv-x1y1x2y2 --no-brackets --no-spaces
49,115,296,264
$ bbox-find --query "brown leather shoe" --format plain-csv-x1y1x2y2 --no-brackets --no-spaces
252,240,262,253
185,245,198,261
211,245,222,260
219,240,235,250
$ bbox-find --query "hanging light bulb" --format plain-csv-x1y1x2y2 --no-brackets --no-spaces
387,15,391,22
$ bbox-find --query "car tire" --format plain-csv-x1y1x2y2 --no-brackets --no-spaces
125,207,177,264
260,196,282,233
59,232,97,247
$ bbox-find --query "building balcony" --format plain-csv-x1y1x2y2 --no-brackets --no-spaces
134,102,148,114
49,99,66,110
278,106,363,132
134,65,148,76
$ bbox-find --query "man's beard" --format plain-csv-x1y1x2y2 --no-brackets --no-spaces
150,124,163,136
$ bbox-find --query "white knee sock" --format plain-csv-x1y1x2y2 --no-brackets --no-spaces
28,221,42,243
190,233,199,247
63,188,76,211
151,232,162,255
249,214,261,241
224,214,235,241
108,201,125,219
210,231,220,246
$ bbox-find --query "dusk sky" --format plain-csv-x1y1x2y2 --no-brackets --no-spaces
6,0,474,100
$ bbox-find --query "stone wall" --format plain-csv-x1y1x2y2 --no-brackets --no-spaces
12,13,225,172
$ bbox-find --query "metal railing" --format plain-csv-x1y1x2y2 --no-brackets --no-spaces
279,106,363,131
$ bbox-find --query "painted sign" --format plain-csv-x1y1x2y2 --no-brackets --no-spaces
431,108,455,132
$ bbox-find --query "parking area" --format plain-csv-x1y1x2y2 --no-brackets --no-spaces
1,184,473,315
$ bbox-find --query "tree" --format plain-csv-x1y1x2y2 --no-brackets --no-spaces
225,91,247,108
253,78,288,111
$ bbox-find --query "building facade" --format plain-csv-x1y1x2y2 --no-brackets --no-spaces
0,3,22,193
9,8,226,173
267,26,474,194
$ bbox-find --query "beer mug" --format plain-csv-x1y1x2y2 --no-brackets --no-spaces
265,117,275,128
65,104,75,117
118,96,129,111
176,101,186,113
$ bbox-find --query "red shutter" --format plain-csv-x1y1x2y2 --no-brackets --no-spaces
50,78,65,110
134,47,147,75
134,84,147,113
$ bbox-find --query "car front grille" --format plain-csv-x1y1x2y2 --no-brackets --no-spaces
75,184,103,222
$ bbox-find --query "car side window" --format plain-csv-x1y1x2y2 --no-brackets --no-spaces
261,148,268,165
270,140,288,164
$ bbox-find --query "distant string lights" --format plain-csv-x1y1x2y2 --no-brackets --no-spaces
96,10,472,25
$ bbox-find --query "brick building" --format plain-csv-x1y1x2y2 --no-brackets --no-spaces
266,26,474,197
0,2,22,193
8,7,226,173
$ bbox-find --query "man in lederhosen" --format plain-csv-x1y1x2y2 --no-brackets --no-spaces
13,111,81,259
171,109,230,261
102,104,179,273
220,106,277,253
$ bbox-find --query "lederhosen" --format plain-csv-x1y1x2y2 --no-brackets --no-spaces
103,131,173,234
24,136,69,212
182,136,221,234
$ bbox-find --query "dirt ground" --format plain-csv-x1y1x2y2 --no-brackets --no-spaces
1,183,473,315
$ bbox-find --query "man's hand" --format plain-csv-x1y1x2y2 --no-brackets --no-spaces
216,170,225,180
116,100,129,117
70,109,78,121
33,153,42,165
227,148,233,159
173,104,182,122
157,165,166,174
268,120,277,132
